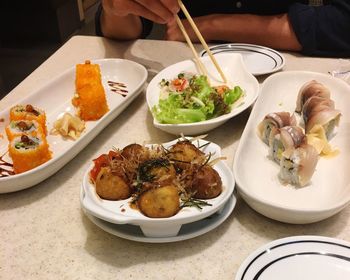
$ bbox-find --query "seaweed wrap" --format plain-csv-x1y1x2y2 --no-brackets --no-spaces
73,60,109,121
258,112,296,145
9,134,51,174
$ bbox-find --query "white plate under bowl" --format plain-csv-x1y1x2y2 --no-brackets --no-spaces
200,43,285,76
81,138,235,238
233,71,350,224
0,59,147,193
146,53,259,135
235,235,350,280
84,194,236,243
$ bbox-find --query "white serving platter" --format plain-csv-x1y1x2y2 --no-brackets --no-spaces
235,236,350,280
200,43,285,76
81,138,235,238
84,194,236,243
233,71,350,224
146,53,259,135
0,59,147,193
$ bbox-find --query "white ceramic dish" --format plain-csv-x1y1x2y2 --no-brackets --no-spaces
0,59,147,193
233,71,350,224
81,138,235,238
84,194,236,243
200,43,285,76
146,53,259,135
235,235,350,280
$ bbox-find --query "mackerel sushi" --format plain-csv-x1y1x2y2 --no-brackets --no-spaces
9,134,51,174
258,112,296,145
279,143,319,187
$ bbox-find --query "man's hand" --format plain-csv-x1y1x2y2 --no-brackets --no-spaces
164,16,212,42
102,0,180,24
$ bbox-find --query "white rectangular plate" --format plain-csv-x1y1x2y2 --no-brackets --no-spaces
0,59,147,193
233,71,350,224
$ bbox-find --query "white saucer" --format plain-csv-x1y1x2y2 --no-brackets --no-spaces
200,43,285,76
235,235,350,280
84,194,236,243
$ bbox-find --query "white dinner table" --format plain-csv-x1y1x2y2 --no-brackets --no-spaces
1,35,349,280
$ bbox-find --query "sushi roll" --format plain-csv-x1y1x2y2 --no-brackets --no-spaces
5,120,44,141
72,60,109,121
10,104,47,134
295,80,330,113
302,96,335,124
257,112,297,145
9,134,51,174
269,126,306,163
305,108,341,138
279,143,319,187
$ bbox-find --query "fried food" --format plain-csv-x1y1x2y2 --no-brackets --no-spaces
168,140,205,170
95,167,131,200
138,158,176,186
191,165,222,199
137,185,180,218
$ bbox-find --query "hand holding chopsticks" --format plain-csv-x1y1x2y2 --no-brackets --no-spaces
176,0,227,84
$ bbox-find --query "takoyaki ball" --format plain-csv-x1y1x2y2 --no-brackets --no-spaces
121,143,149,163
95,167,131,200
169,140,205,170
137,185,180,218
191,165,222,199
138,158,176,185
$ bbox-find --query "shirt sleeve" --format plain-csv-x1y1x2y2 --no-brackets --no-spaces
95,3,153,39
288,0,350,57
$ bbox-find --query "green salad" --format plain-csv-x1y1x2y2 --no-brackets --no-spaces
152,73,243,124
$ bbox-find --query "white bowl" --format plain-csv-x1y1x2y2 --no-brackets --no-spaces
146,53,259,135
81,138,235,238
233,71,350,224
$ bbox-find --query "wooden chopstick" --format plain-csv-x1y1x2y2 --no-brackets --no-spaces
175,15,207,76
177,0,227,84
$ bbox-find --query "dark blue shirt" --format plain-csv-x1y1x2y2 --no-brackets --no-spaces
95,0,350,57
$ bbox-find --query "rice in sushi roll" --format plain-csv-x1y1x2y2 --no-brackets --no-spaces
9,134,51,174
5,120,44,141
10,104,47,134
279,143,319,187
269,126,306,163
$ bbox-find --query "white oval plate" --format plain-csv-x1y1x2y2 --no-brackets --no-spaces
84,194,236,243
233,71,350,224
0,59,148,193
146,53,259,135
81,138,235,238
200,43,285,76
236,236,350,280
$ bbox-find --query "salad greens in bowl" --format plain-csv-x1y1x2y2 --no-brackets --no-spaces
146,53,259,135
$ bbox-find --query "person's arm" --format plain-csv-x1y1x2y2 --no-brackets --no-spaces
165,13,302,51
288,0,350,57
165,0,350,57
96,0,180,40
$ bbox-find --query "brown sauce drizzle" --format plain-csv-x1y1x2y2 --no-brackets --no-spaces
0,152,15,178
108,81,128,97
